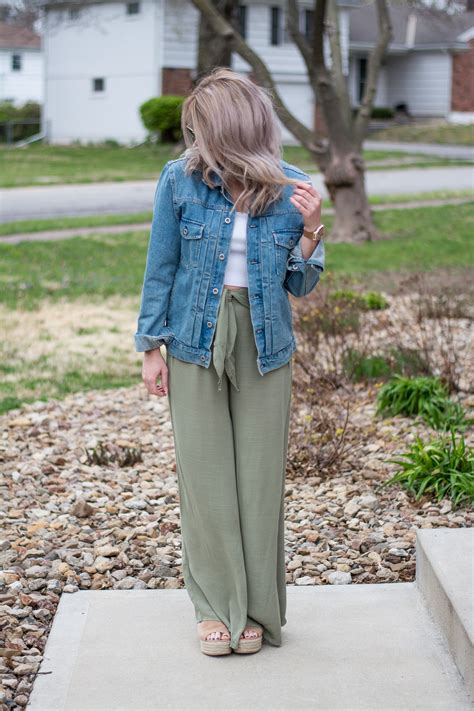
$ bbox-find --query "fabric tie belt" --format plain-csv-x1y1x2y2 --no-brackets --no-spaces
212,287,250,392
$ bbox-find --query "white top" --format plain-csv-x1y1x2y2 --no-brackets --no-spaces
224,210,249,287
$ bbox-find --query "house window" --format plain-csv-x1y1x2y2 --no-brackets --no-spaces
270,6,280,45
12,54,22,71
304,9,314,42
237,5,247,39
69,8,80,19
93,77,105,92
126,2,140,14
358,56,367,103
271,5,303,45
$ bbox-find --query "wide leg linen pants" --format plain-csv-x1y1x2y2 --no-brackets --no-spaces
167,287,293,651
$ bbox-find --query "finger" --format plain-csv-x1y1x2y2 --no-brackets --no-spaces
294,180,317,193
144,377,162,397
294,185,321,202
292,192,313,208
290,193,311,211
295,183,322,200
161,367,169,394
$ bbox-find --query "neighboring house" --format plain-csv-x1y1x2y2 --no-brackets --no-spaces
0,22,43,105
41,0,356,144
348,4,474,124
41,0,474,145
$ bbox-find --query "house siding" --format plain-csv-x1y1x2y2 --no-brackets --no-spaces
0,49,43,105
163,0,350,142
44,0,162,142
43,0,351,143
385,52,452,117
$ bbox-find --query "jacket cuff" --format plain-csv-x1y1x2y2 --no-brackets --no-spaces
287,238,325,274
134,328,174,352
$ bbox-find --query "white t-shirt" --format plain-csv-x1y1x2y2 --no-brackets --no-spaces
223,210,249,287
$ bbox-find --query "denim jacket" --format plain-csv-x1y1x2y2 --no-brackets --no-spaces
134,156,325,376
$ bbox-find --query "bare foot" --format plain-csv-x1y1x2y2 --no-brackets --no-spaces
197,620,231,641
240,625,263,640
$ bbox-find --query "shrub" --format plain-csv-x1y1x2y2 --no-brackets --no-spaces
343,350,392,381
351,106,394,119
139,96,184,143
384,428,474,509
343,346,430,383
376,375,470,431
361,291,389,310
371,106,395,119
0,100,41,142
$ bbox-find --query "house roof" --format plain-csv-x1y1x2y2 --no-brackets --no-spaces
349,1,474,52
0,21,41,49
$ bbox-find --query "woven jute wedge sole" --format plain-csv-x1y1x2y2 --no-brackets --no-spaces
200,637,232,656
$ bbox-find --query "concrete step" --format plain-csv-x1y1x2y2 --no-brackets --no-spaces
416,527,474,699
27,580,471,711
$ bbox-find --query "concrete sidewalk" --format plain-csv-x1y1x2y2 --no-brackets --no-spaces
27,582,471,711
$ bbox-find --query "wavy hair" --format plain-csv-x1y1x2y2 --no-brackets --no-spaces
180,67,300,217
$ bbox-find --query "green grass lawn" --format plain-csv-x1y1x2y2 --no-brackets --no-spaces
1,142,468,187
1,204,472,310
370,122,474,146
1,203,472,414
328,203,473,273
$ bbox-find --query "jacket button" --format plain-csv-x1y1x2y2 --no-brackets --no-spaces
212,287,218,294
219,253,225,260
183,226,188,234
224,217,231,224
207,321,212,327
200,355,205,361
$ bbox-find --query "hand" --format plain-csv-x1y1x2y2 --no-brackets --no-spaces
290,180,322,232
142,349,168,397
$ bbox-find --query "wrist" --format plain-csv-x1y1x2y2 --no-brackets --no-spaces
303,223,324,240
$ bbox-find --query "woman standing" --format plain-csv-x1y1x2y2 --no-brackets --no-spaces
135,67,325,656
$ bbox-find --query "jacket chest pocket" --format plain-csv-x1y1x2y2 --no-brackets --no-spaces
180,219,205,270
272,229,300,278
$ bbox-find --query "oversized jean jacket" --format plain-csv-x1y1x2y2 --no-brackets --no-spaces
134,156,325,376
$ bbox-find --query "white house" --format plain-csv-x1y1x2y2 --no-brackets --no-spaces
41,0,474,145
40,0,356,144
0,21,43,104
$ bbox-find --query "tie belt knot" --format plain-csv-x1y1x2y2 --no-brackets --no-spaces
212,287,249,391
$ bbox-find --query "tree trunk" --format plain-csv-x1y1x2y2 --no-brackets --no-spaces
191,0,391,243
322,151,378,243
197,0,237,77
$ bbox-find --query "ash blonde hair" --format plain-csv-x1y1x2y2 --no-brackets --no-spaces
180,67,300,217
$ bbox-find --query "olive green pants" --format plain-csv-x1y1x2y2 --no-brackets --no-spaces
167,287,293,651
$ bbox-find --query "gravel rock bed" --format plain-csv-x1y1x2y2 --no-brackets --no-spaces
1,376,473,708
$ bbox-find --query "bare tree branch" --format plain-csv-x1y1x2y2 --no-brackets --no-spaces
286,0,316,87
311,0,353,154
326,0,351,132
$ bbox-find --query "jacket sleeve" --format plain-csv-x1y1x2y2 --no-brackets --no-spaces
283,236,325,298
134,161,181,352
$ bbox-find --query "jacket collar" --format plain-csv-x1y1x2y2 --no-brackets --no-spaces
199,167,223,187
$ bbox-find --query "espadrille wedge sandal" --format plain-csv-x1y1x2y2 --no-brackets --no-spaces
233,625,263,654
198,621,232,656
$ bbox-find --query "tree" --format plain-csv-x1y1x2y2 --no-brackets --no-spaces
190,0,392,243
197,0,239,75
